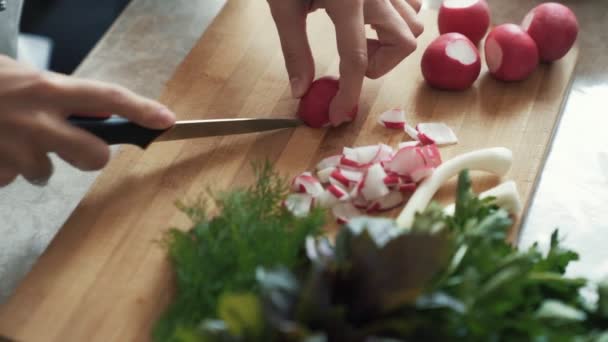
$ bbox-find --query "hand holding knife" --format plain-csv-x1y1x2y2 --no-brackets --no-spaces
68,116,303,149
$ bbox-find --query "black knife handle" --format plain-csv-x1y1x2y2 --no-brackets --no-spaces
67,116,167,149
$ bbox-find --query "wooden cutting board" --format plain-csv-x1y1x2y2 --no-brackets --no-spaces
0,0,578,341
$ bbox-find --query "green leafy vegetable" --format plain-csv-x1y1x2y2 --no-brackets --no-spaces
153,162,325,341
156,166,608,341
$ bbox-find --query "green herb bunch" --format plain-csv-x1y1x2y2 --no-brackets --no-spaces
155,166,608,342
153,162,325,341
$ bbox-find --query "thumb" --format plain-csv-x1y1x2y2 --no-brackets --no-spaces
269,1,315,98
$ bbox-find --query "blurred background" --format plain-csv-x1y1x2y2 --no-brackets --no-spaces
19,0,131,73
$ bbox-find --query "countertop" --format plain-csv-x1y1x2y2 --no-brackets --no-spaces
1,0,607,302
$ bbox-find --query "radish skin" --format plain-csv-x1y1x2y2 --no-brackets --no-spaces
443,180,522,215
396,147,513,229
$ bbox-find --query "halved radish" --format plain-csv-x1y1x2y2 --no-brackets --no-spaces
297,76,358,128
485,24,539,81
421,33,482,90
411,167,434,183
522,3,578,62
378,109,407,129
359,163,390,201
284,193,314,217
385,146,427,176
438,0,491,46
398,140,421,149
332,202,362,224
419,144,443,167
416,123,458,146
404,124,420,141
316,155,341,171
291,172,324,197
317,167,336,184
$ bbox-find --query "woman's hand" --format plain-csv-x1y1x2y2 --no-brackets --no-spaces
267,0,423,125
0,55,176,187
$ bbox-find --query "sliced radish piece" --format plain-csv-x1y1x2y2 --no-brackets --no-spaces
284,193,314,218
340,147,362,168
378,109,407,129
352,196,370,210
404,124,420,141
410,167,434,183
327,184,350,201
316,155,341,171
317,167,336,184
316,190,338,209
419,144,443,168
354,145,382,165
418,132,435,145
332,202,362,224
291,172,324,197
384,174,401,188
399,182,417,193
377,191,406,211
360,163,390,201
398,141,421,149
375,144,395,163
416,123,458,146
396,147,513,229
385,146,427,176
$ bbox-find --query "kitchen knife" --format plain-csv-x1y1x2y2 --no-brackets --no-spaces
68,116,302,149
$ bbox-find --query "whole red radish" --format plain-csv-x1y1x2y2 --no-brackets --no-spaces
438,0,491,46
485,24,539,82
421,33,481,91
522,2,578,62
297,76,357,128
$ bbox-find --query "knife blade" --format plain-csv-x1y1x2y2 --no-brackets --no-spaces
68,116,302,149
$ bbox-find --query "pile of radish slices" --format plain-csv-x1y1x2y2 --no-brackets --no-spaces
285,141,444,224
378,109,458,146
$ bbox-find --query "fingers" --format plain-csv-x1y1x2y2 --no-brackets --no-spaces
404,0,422,13
366,1,418,79
33,114,111,171
38,73,176,129
0,141,53,186
390,0,424,37
268,1,315,98
325,1,367,126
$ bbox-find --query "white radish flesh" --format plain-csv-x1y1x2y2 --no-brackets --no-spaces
332,202,362,224
404,124,420,141
292,172,324,197
284,193,314,217
416,123,458,146
373,192,406,212
419,144,443,168
385,146,427,176
375,144,395,163
317,167,336,184
378,109,407,129
411,167,434,183
316,155,341,171
398,141,421,149
360,163,391,201
444,180,522,215
396,147,513,229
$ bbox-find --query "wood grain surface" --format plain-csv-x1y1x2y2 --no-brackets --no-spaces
0,0,577,340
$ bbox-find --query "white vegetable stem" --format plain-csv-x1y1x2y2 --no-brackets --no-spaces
396,147,513,229
443,180,522,216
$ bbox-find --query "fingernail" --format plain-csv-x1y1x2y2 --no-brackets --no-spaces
156,105,176,126
290,78,308,98
30,177,49,187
